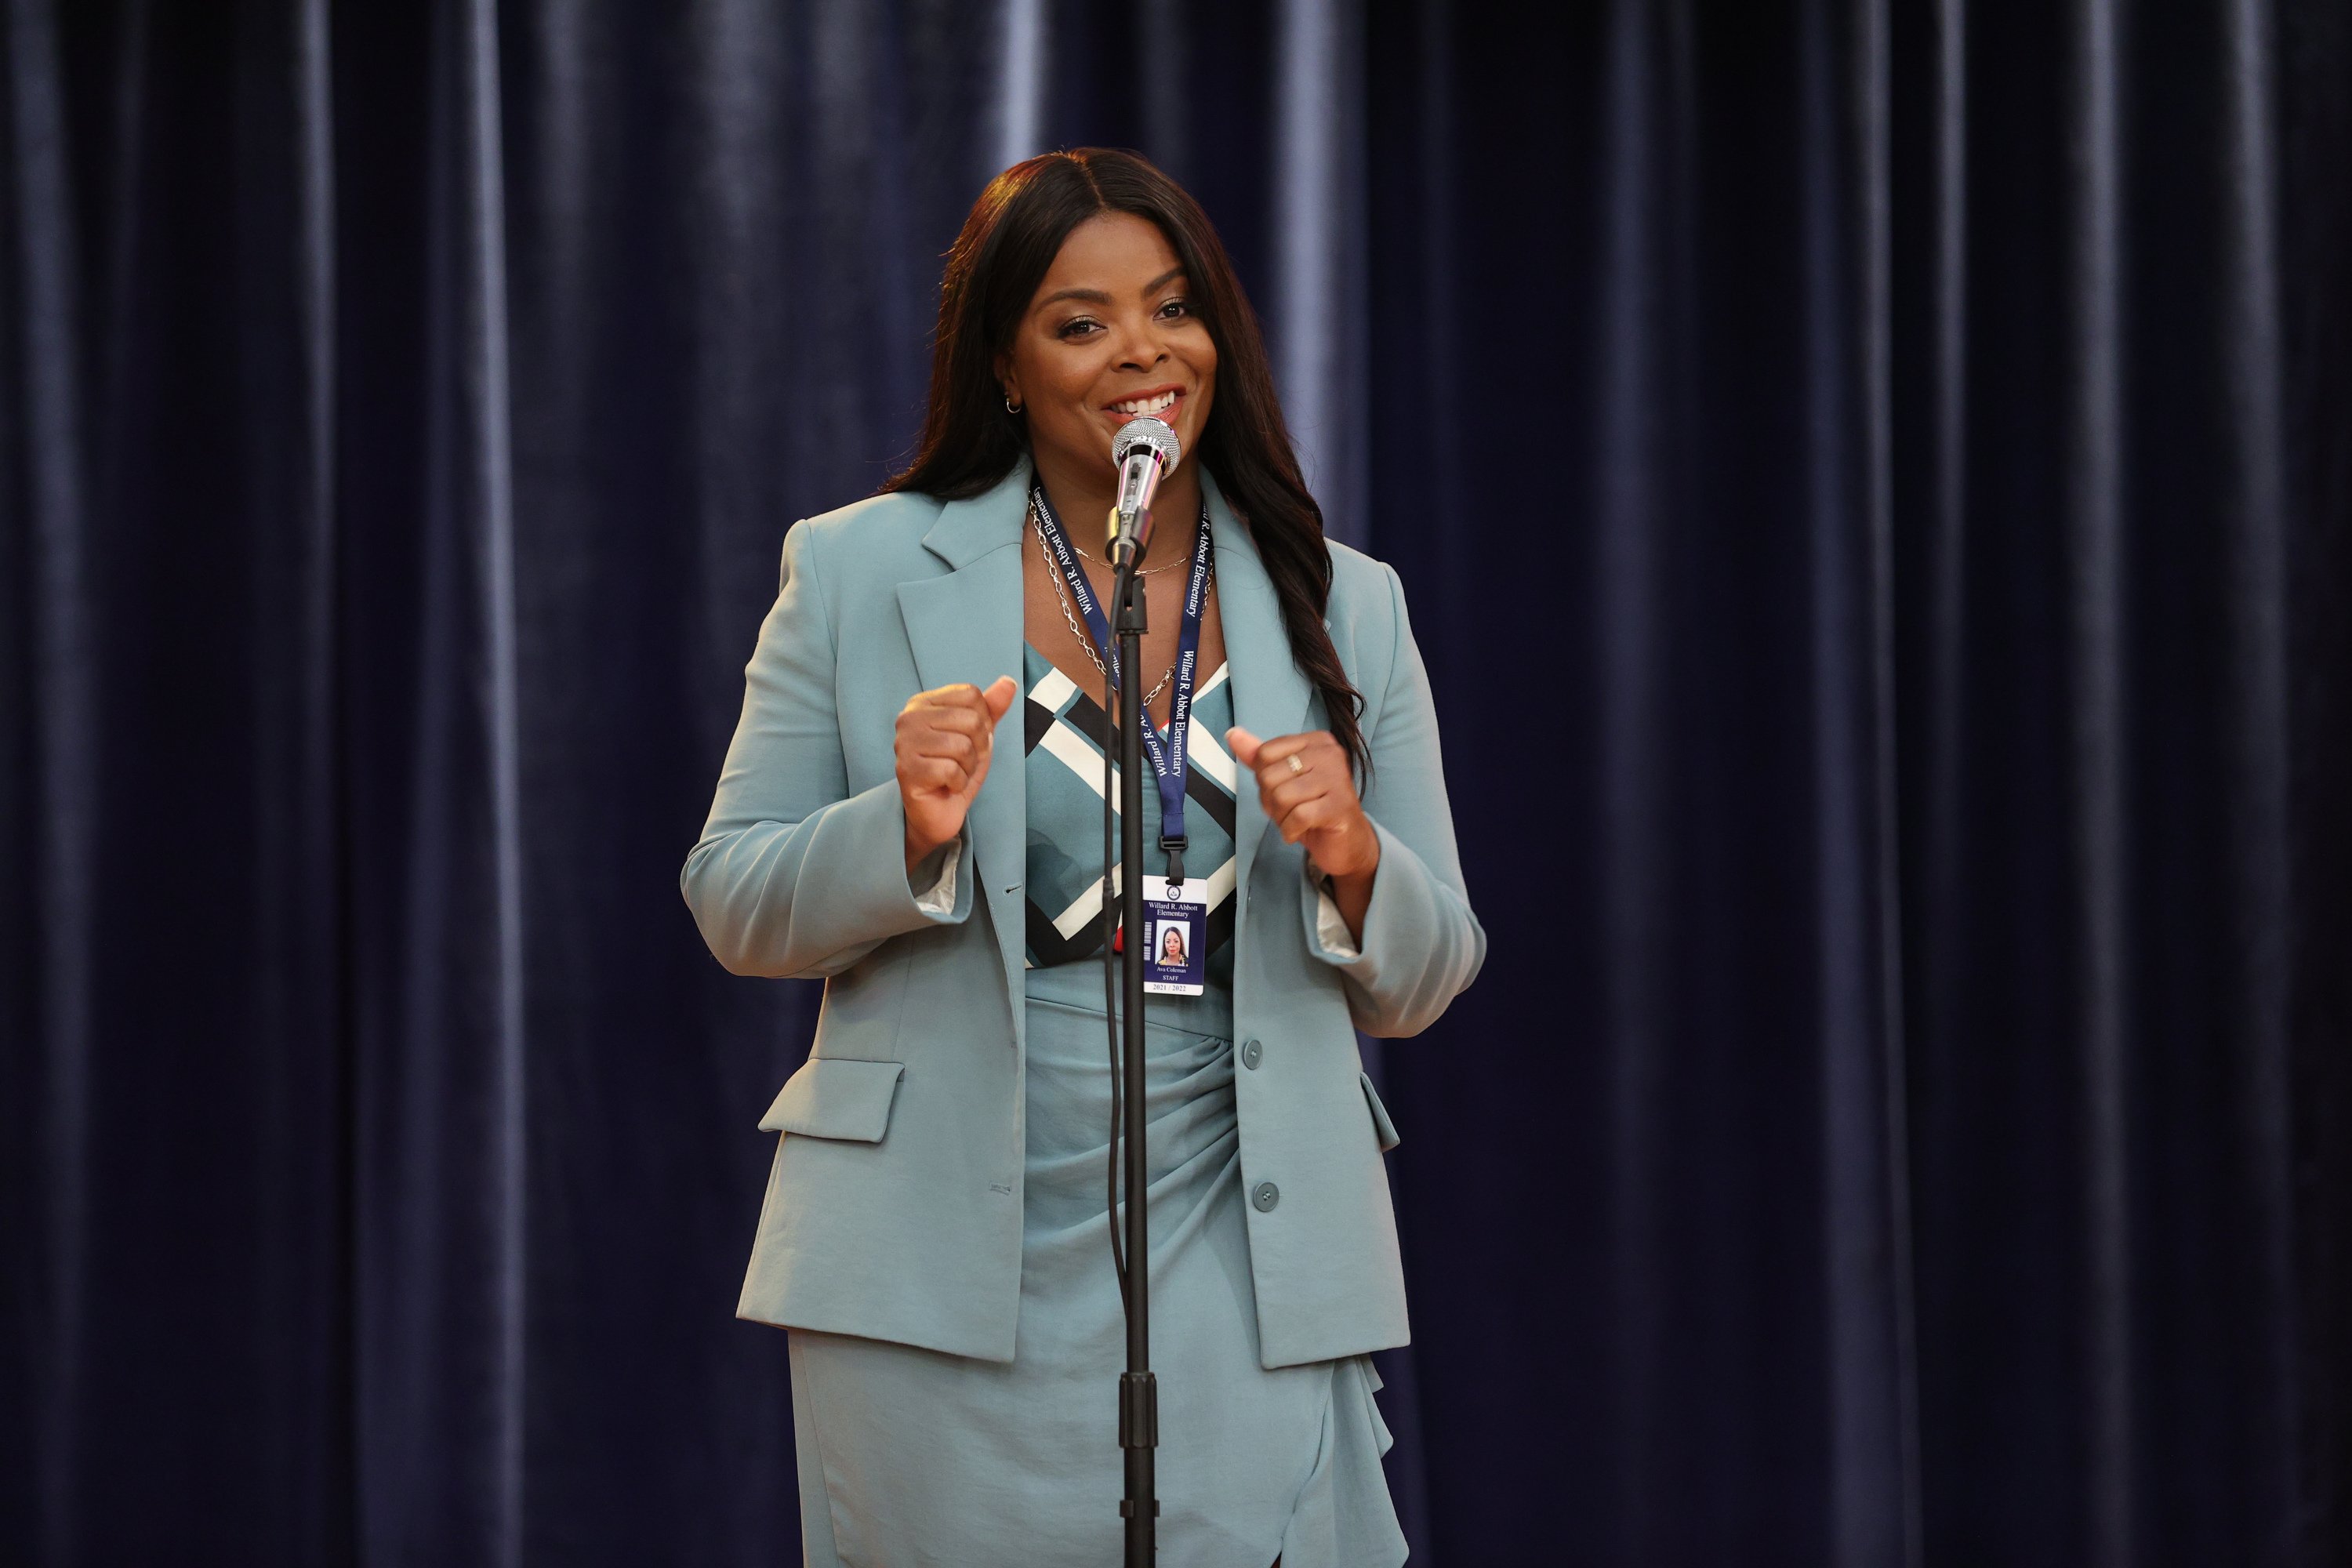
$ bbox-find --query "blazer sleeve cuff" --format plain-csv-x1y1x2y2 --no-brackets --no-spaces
908,835,966,917
1300,821,1428,974
1301,858,1363,963
893,806,975,928
681,778,974,978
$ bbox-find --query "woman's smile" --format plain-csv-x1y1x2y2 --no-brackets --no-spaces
997,210,1219,521
1105,384,1184,427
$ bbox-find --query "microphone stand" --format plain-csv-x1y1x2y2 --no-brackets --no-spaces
1110,545,1159,1564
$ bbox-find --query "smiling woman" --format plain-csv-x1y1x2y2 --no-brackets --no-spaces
991,207,1235,752
681,149,1485,1568
885,150,1373,789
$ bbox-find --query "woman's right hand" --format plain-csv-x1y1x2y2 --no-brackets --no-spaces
897,677,1019,873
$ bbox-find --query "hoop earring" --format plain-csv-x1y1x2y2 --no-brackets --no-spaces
1004,394,1022,415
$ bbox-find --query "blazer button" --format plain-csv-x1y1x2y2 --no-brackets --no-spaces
1240,1038,1263,1070
1251,1181,1279,1212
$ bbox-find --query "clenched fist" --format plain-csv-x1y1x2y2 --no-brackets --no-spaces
898,677,1018,873
1226,724,1381,941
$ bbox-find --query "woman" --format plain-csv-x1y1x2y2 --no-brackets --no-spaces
682,148,1484,1568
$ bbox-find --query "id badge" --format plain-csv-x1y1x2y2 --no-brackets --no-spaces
1140,875,1208,996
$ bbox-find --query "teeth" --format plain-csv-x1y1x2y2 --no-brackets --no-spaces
1112,390,1178,416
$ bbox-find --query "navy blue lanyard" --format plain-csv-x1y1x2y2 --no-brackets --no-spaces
1030,481,1214,886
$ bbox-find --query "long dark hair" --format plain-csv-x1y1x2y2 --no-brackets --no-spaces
881,148,1369,779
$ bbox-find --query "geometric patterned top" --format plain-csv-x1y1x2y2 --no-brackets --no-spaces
1019,641,1240,989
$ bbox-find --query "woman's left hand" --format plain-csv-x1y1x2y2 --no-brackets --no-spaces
1227,726,1381,938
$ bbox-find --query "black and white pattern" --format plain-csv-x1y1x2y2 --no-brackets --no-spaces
1019,642,1240,985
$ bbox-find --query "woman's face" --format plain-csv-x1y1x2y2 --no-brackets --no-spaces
998,211,1218,485
1160,927,1185,962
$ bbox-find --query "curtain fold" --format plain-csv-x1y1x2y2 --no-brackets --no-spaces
340,0,527,1560
5,2,2347,1564
5,1,98,1559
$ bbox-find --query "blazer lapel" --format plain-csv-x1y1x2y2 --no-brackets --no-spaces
1203,469,1312,923
898,461,1031,1019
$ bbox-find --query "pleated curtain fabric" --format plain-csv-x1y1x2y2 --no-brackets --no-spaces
5,2,2347,1566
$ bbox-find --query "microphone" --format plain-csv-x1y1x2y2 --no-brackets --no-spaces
1109,416,1181,570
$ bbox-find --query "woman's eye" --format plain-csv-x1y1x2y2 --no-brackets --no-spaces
1058,318,1102,339
1157,299,1192,320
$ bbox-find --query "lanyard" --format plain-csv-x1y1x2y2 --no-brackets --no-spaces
1030,481,1214,887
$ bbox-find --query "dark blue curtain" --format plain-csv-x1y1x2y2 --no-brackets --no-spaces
1370,2,2352,1563
5,2,2347,1565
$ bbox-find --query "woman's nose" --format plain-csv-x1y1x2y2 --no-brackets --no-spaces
1115,322,1170,372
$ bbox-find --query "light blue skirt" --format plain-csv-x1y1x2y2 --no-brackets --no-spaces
786,964,1407,1566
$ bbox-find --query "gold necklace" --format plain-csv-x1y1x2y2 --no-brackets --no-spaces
1072,539,1185,575
1035,490,1195,575
1032,504,1213,707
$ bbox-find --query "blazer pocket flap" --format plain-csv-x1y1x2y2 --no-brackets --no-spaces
1359,1071,1402,1152
758,1057,906,1142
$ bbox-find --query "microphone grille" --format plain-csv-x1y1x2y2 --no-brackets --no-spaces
1112,415,1181,469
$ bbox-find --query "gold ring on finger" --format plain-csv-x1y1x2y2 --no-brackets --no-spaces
1286,753,1305,777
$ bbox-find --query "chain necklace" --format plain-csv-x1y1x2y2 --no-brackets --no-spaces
1030,499,1213,710
1028,491,1192,575
1074,539,1185,575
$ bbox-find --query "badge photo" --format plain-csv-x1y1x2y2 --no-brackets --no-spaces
1141,875,1207,996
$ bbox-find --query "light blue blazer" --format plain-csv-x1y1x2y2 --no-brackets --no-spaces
681,459,1485,1368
